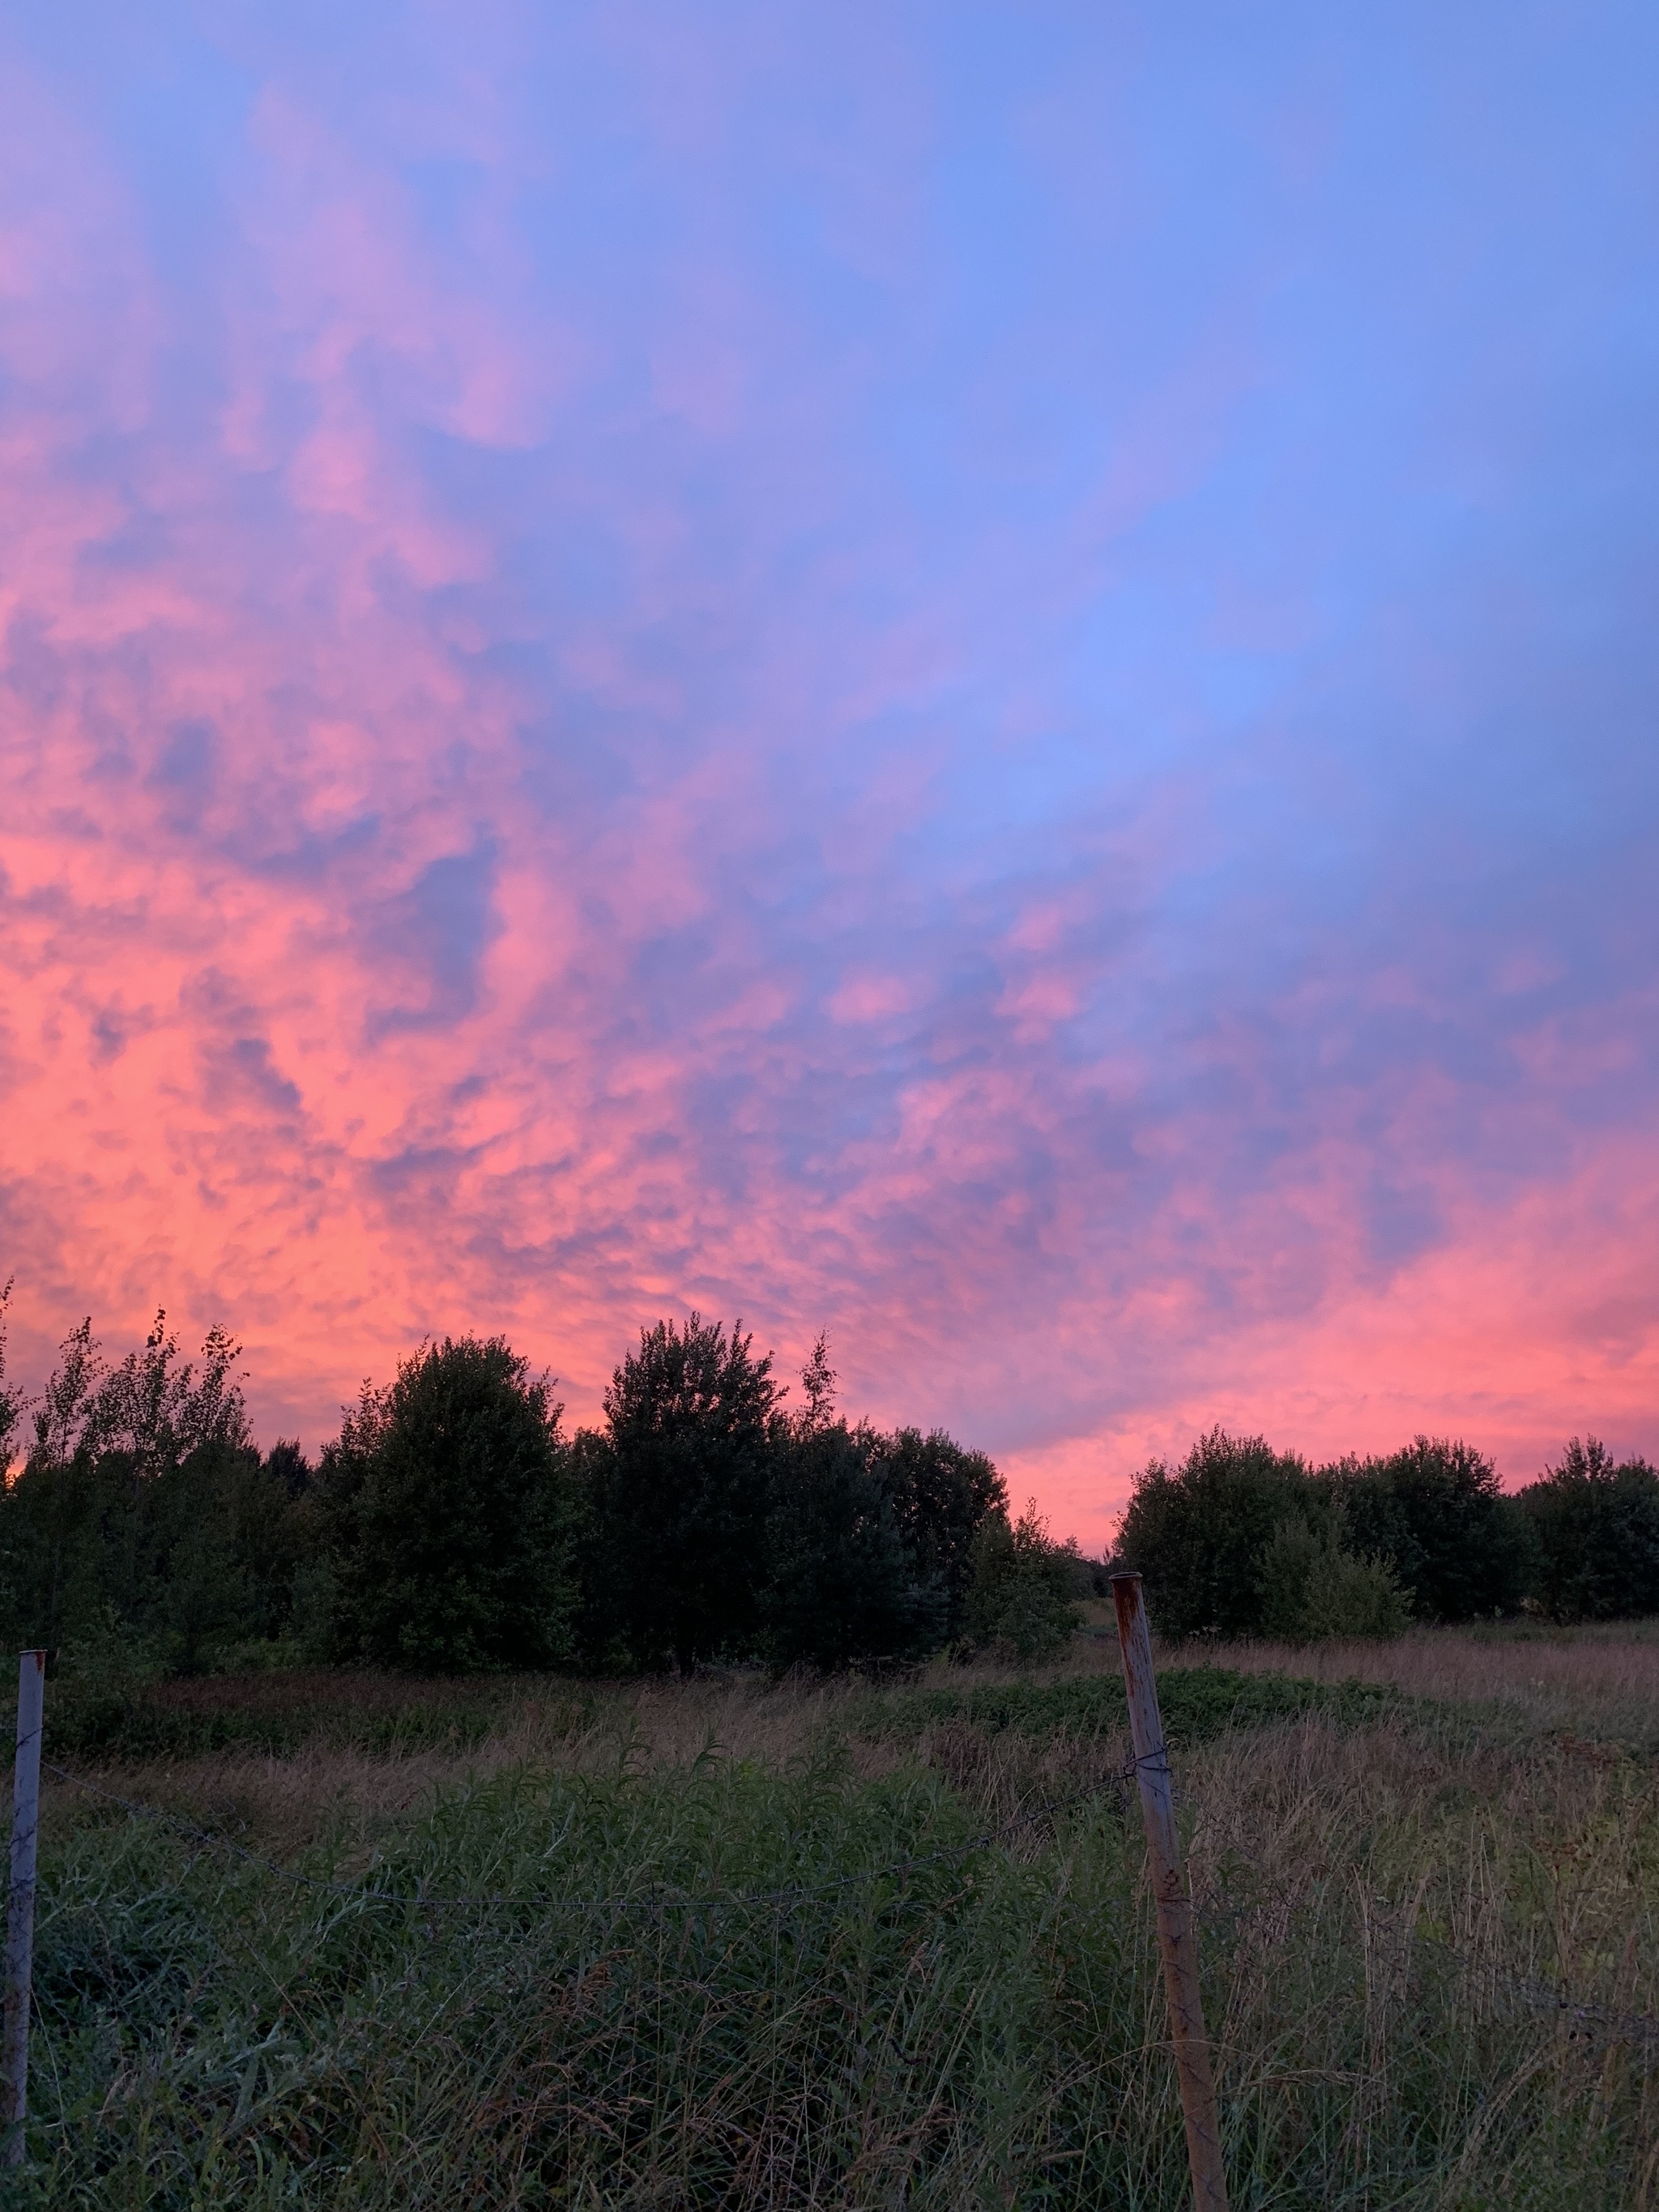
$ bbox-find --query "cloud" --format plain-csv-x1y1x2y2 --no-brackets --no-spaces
0,3,1655,1535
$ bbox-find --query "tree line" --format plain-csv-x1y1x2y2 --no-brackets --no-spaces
0,1291,1653,1676
1116,1426,1659,1639
0,1298,1085,1675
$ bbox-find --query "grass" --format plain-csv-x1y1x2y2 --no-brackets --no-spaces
12,1632,1659,2208
1163,1620,1659,1754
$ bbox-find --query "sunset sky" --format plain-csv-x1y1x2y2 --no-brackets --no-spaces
2,4,1656,1546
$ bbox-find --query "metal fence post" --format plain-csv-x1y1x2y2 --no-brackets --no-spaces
2,1650,45,2169
1110,1574,1228,2212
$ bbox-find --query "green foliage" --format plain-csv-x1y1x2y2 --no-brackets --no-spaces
762,1418,945,1669
0,1312,304,1671
1115,1428,1316,1637
854,1662,1408,1748
874,1426,1007,1638
13,1274,1657,1686
1517,1438,1659,1623
316,1336,575,1672
576,1313,780,1669
962,1499,1083,1659
1255,1515,1412,1643
1120,1428,1547,1642
1335,1436,1535,1620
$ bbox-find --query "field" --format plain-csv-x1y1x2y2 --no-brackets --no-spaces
15,1625,1659,2210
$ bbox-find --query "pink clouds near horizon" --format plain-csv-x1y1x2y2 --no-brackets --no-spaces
2,5,1657,1553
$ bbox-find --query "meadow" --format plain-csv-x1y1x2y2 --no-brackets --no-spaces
14,1624,1659,2210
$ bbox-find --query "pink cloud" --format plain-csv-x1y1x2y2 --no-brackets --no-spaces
0,4,1653,1554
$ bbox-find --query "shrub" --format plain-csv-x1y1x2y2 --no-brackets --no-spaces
1256,1515,1411,1642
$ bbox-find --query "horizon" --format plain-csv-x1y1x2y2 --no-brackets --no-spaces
2,5,1656,1554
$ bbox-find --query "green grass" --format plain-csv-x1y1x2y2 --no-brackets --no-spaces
41,1669,582,1762
13,1656,1659,2208
848,1662,1411,1748
41,1663,1416,1768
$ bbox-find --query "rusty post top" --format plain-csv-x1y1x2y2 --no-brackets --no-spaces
1107,1571,1141,1585
1110,1570,1148,1641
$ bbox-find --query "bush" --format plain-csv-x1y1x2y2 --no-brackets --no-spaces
1256,1515,1411,1643
962,1501,1081,1660
1516,1438,1659,1622
317,1336,576,1672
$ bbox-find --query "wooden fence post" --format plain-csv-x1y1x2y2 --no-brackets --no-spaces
1110,1573,1228,2212
2,1650,45,2170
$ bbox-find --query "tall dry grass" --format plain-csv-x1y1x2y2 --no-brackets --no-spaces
21,1629,1659,2208
1182,1621,1659,1748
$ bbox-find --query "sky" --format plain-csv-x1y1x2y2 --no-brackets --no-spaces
2,2,1657,1547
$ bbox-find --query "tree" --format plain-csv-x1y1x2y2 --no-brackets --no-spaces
1517,1439,1659,1622
0,1280,19,1482
265,1440,312,1499
0,1310,296,1669
318,1336,576,1672
797,1331,838,1432
763,1419,942,1670
1335,1437,1533,1621
1115,1429,1316,1638
874,1428,1007,1639
579,1315,779,1669
962,1500,1083,1660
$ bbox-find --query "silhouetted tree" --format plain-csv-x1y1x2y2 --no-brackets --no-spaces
265,1440,313,1499
317,1336,576,1672
797,1331,838,1432
0,1281,19,1482
579,1315,779,1669
963,1500,1083,1660
1115,1429,1316,1638
874,1428,1007,1639
1334,1437,1534,1621
764,1419,942,1669
0,1311,295,1669
1517,1438,1659,1622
